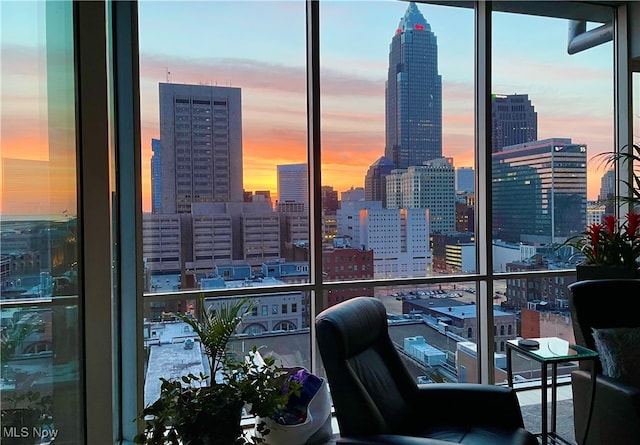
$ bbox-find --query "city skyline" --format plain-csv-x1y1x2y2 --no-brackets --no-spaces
0,1,619,215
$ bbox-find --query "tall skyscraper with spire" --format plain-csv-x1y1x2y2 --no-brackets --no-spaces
385,2,442,169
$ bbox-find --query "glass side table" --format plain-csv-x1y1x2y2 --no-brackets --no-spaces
506,337,598,445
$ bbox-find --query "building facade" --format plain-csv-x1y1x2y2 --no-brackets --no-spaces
359,207,432,278
159,83,244,213
385,2,442,168
322,247,374,307
277,164,308,210
386,157,456,233
151,138,162,214
364,155,396,206
455,167,474,194
492,138,587,244
491,93,538,153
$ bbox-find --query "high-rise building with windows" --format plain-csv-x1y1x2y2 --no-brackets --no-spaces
385,2,442,168
386,157,456,233
151,138,162,213
364,156,396,206
455,167,475,194
491,94,538,153
159,83,243,214
277,164,308,210
360,207,432,279
599,169,616,202
492,138,587,244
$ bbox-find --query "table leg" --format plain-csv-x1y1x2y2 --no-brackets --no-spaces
507,348,513,388
541,362,548,445
551,362,557,435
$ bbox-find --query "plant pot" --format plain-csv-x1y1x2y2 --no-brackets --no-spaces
255,378,332,445
576,264,640,281
176,398,244,445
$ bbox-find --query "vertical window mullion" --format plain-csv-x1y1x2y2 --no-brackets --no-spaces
75,0,113,440
307,0,322,376
474,0,494,384
110,0,144,441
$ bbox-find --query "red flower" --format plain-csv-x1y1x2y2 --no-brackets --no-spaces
627,213,640,237
565,214,640,267
587,223,603,260
603,215,616,235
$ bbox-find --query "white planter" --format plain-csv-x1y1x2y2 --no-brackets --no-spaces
256,378,332,445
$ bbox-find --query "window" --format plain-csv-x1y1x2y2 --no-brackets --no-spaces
0,1,83,442
0,2,628,443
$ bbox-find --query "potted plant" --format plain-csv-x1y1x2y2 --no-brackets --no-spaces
564,213,640,280
134,296,298,445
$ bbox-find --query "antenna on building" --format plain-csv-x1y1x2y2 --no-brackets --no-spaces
165,67,171,82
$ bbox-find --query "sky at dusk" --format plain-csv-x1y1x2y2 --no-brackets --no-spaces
137,0,615,212
0,0,628,215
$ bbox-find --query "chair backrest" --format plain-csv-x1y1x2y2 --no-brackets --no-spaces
568,279,640,371
315,297,420,437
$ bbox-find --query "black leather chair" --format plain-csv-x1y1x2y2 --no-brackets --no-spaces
568,279,640,445
315,296,537,445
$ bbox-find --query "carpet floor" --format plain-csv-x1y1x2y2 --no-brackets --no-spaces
521,399,576,444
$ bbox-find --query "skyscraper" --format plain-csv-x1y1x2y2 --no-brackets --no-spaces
491,94,538,153
598,169,615,202
151,138,162,213
455,167,475,194
385,2,442,169
492,138,587,244
159,83,243,214
277,164,308,210
385,157,456,233
364,156,396,206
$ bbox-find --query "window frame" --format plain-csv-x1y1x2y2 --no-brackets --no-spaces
101,1,634,443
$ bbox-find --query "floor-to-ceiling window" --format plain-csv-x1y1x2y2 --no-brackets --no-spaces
3,1,634,443
0,2,83,443
131,0,621,420
490,3,614,387
318,1,476,385
136,0,311,408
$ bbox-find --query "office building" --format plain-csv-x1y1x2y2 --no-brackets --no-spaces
341,187,365,202
359,207,432,278
599,169,616,202
492,138,587,244
277,164,308,210
386,157,456,233
336,200,383,248
159,83,243,214
456,167,474,194
321,186,339,212
587,202,607,226
364,156,396,206
151,138,162,213
431,232,475,273
385,2,442,168
322,247,374,307
491,94,538,153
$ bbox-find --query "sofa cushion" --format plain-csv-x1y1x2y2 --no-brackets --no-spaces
592,326,640,386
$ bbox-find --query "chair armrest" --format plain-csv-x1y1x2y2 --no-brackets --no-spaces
337,435,457,445
411,383,525,428
572,370,640,445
